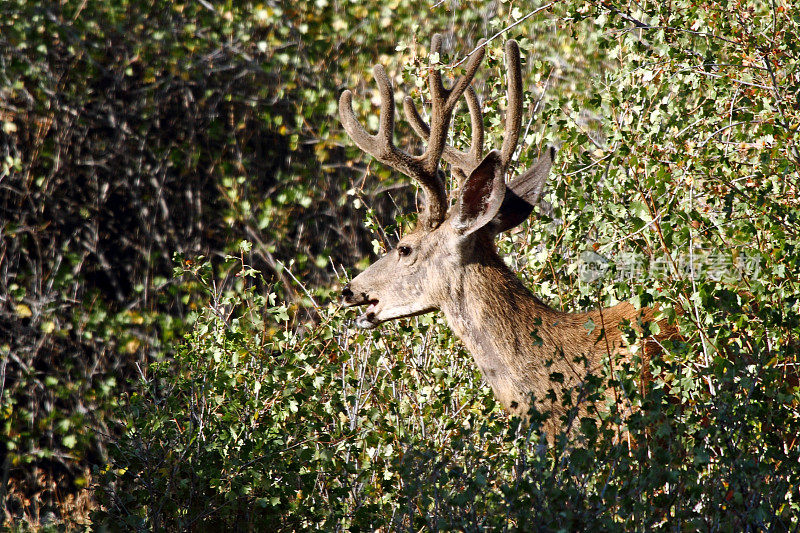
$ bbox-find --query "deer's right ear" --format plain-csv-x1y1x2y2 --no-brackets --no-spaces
452,150,506,235
489,146,555,234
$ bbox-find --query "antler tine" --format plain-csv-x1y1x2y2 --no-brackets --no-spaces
421,36,486,177
500,39,523,173
339,34,488,229
461,87,484,172
404,86,484,185
339,66,393,159
399,38,522,185
339,57,448,227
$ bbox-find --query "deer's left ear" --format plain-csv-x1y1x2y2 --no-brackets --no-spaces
451,150,506,235
489,145,555,234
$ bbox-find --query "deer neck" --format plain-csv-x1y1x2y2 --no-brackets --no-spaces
437,242,604,417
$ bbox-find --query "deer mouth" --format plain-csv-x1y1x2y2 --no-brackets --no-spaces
355,300,380,329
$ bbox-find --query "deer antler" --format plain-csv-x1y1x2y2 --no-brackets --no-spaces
499,39,523,174
405,39,523,187
404,84,484,184
339,34,485,229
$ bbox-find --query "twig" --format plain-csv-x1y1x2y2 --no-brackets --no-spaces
698,121,752,148
449,3,558,69
597,211,663,254
612,9,740,46
762,53,790,130
276,259,319,308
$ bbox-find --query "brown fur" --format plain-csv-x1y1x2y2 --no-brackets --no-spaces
438,235,678,437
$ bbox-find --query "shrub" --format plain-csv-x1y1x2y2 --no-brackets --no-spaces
97,252,799,530
4,0,799,529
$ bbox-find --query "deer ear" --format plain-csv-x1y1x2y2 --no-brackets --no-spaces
489,146,555,234
452,150,506,235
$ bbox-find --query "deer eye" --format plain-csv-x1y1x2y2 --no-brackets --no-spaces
397,245,412,257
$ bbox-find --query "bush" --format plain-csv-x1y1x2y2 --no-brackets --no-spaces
3,0,800,529
97,253,800,530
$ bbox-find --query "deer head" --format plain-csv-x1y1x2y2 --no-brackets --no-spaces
340,36,554,330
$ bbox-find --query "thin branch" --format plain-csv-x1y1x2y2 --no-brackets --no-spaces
762,53,790,129
564,152,614,177
612,9,740,46
449,3,558,68
699,120,752,148
675,66,774,90
276,259,319,308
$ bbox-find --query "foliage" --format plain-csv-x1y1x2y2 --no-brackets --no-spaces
0,0,439,524
3,0,800,529
97,253,800,530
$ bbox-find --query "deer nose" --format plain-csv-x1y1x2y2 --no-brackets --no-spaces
342,284,370,306
342,284,354,301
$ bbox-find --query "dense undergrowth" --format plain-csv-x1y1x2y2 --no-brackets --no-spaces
3,0,800,530
95,253,800,530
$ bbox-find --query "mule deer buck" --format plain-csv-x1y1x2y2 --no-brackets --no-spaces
340,35,678,437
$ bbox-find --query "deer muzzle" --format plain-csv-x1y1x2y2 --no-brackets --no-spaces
341,284,380,329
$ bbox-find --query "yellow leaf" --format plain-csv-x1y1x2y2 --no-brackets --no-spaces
125,338,141,354
15,304,32,318
128,311,145,325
